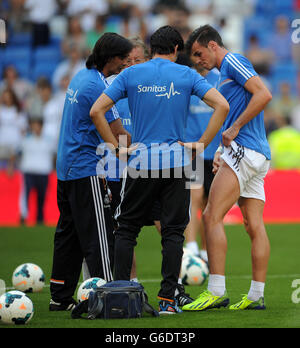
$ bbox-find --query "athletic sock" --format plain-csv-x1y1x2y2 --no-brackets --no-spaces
207,274,226,297
247,280,265,302
185,241,200,256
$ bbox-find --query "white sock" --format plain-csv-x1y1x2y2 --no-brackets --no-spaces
199,250,208,263
186,241,200,256
207,274,226,297
247,280,265,301
130,278,139,283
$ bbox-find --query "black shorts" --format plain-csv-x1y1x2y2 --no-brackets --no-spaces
189,159,215,196
144,200,161,226
108,179,162,227
203,159,215,197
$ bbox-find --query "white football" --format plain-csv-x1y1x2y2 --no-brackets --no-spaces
0,291,34,325
12,263,45,293
181,255,209,286
77,277,107,302
182,247,195,259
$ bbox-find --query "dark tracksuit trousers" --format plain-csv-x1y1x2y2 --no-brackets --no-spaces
50,176,115,303
114,167,190,301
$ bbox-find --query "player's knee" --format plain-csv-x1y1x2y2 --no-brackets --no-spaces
244,218,265,239
243,217,250,232
202,208,220,227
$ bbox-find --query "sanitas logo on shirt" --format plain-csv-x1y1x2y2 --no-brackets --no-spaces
137,82,180,99
67,88,79,104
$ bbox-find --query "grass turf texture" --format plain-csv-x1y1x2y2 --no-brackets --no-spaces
0,224,299,328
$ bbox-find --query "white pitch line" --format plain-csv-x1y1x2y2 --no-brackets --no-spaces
4,274,300,291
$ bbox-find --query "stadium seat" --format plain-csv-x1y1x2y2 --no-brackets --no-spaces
255,0,293,14
31,62,58,82
7,33,32,47
3,46,31,63
270,63,299,95
271,62,299,77
243,16,272,51
33,46,62,65
49,36,62,49
3,47,32,79
273,0,294,12
0,49,3,76
254,0,274,15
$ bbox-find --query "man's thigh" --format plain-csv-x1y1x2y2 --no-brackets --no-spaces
205,161,241,222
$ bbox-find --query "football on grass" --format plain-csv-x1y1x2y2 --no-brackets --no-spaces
12,263,45,293
0,291,34,325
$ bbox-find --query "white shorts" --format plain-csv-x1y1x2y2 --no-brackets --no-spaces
221,141,270,202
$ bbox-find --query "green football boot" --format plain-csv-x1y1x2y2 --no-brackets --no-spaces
229,295,266,310
182,290,230,311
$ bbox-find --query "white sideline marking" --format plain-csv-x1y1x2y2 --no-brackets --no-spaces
4,274,300,291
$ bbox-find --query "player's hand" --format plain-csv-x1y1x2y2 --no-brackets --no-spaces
222,125,240,147
178,141,204,160
212,151,222,174
117,144,139,162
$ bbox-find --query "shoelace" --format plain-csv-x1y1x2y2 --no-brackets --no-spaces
232,294,248,307
196,290,211,300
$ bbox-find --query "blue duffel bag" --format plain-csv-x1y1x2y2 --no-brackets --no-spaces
72,280,159,320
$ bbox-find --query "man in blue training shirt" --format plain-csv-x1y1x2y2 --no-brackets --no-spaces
183,59,222,264
90,26,229,314
182,25,273,312
49,33,133,312
105,37,149,221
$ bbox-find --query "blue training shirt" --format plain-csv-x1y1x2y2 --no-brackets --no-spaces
104,58,213,170
116,98,132,134
104,95,132,182
56,68,119,181
102,75,132,182
218,52,271,160
185,68,221,160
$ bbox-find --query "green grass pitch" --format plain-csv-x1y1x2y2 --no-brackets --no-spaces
0,224,299,328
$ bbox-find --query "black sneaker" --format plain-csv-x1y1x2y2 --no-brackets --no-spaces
49,298,77,311
175,283,194,307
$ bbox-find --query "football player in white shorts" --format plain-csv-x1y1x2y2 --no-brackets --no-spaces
182,25,272,311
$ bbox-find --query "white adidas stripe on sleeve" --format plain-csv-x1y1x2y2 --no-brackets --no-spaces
225,54,254,81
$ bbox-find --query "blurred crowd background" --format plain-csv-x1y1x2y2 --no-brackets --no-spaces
0,0,300,195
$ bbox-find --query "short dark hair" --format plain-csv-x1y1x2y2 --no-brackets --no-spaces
185,25,225,56
150,25,184,56
86,33,133,71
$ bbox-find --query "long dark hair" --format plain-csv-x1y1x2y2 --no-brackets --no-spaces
86,33,133,71
1,88,22,113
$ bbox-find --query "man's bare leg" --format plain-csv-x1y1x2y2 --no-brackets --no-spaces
203,162,241,276
239,197,270,283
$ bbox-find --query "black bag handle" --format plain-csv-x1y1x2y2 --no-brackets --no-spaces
87,290,104,319
142,291,159,317
71,300,89,319
71,291,104,320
